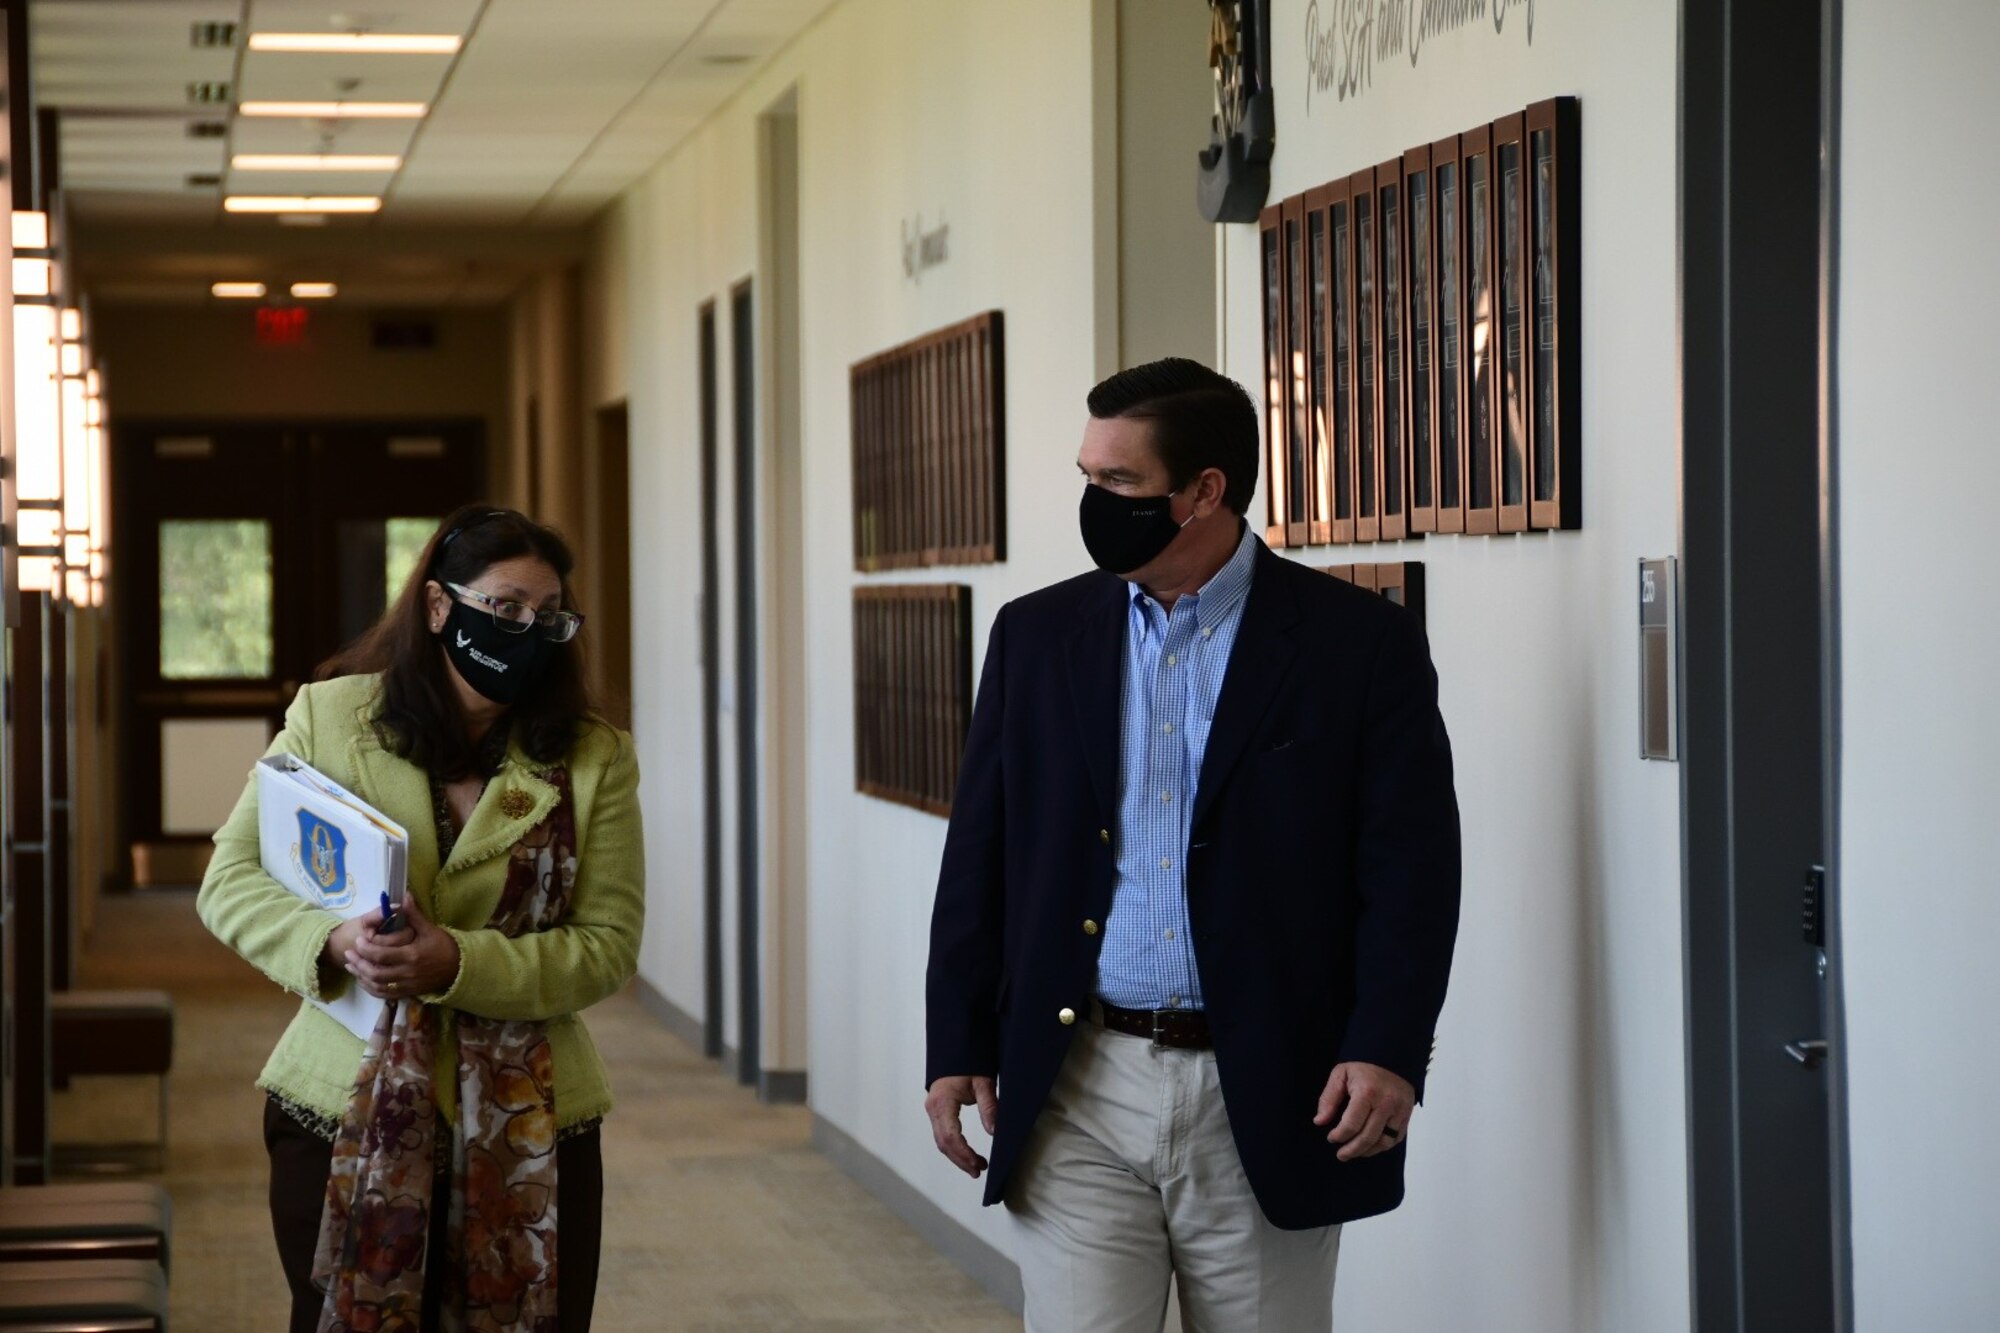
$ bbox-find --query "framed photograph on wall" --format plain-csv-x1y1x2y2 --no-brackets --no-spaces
1376,158,1410,542
1258,204,1289,547
1305,185,1339,545
1404,144,1439,534
1493,111,1531,533
1282,195,1314,548
1528,96,1582,530
1431,134,1467,534
1350,168,1381,543
1461,123,1499,535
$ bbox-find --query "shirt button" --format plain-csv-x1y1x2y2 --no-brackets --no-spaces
1202,626,1213,638
1162,723,1174,735
1159,857,1172,870
1082,919,1099,936
1166,654,1178,667
1164,928,1177,941
1168,996,1182,1008
1160,791,1172,803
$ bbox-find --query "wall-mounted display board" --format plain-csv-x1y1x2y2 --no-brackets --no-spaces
852,584,973,818
851,311,1005,571
1324,561,1426,622
1260,97,1580,547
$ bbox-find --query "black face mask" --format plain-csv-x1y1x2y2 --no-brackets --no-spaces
439,600,553,705
1079,483,1192,576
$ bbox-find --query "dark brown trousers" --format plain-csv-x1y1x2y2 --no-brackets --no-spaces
265,1099,603,1333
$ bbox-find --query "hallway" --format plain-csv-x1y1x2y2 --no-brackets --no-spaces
57,892,1019,1332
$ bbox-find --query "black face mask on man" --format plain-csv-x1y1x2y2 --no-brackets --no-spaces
1078,483,1194,576
439,598,552,705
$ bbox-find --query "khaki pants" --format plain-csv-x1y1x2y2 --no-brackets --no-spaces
1006,1013,1341,1333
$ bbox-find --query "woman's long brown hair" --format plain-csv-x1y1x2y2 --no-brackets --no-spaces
317,505,597,779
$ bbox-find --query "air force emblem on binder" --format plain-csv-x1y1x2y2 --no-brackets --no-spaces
296,810,353,907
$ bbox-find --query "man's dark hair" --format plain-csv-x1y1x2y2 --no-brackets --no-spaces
317,504,599,779
1086,357,1260,515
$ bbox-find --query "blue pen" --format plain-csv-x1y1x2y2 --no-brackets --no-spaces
378,890,405,935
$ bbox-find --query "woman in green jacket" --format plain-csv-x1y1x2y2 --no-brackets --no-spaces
198,506,644,1333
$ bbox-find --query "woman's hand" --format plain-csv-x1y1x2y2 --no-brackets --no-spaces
343,895,461,1001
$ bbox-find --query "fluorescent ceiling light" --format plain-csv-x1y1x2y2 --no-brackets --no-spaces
249,33,462,55
291,282,338,299
238,101,427,119
233,153,402,172
212,282,268,298
225,195,382,214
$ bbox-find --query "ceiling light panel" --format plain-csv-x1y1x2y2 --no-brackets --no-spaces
249,33,462,54
232,154,403,171
237,101,429,119
212,282,267,298
290,282,338,298
223,195,382,213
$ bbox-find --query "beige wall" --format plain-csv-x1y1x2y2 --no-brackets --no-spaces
1840,1,2000,1324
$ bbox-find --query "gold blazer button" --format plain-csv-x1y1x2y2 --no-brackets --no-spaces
1058,1007,1077,1026
1082,920,1099,936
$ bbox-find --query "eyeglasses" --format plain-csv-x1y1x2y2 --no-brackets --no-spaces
446,582,585,642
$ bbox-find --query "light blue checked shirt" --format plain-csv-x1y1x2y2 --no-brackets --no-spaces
1095,522,1259,1012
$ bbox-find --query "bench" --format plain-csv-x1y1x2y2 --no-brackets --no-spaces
0,1184,171,1272
0,1258,168,1331
51,992,175,1164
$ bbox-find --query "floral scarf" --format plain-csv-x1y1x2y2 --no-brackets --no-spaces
312,770,580,1333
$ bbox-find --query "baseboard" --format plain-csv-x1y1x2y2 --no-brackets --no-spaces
811,1114,1023,1315
632,975,708,1053
631,978,807,1104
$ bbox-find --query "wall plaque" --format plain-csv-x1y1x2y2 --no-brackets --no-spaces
1494,110,1531,533
853,584,973,817
1527,96,1581,530
1462,122,1499,535
1404,143,1439,534
850,311,1005,570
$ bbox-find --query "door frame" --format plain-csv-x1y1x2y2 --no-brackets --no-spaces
109,417,484,883
1677,0,1853,1327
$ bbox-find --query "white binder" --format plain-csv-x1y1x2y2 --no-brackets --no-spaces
256,754,410,1040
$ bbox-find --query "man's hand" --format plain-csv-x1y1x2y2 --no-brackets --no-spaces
1314,1061,1416,1162
925,1075,1000,1179
344,895,461,1001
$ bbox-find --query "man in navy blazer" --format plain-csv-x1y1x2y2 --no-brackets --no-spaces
925,358,1461,1332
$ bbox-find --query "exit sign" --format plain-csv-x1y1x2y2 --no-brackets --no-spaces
256,307,309,345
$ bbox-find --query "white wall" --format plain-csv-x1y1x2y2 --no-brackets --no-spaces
586,0,1693,1323
1839,3,2000,1327
1223,3,1689,1329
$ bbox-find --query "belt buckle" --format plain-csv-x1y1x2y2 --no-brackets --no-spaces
1150,1008,1167,1049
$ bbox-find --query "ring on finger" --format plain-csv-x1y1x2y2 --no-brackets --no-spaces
1382,1124,1402,1142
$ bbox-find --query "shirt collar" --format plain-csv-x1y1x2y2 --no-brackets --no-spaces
1127,520,1258,630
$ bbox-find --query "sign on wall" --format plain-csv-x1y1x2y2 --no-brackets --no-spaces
1304,0,1538,111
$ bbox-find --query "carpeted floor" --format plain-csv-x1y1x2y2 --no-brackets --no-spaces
56,891,1020,1332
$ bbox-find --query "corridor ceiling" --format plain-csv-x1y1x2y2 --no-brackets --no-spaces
34,0,834,302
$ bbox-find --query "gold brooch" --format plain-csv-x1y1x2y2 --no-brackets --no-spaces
498,789,535,820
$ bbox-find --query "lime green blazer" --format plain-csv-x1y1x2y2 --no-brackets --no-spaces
197,672,645,1130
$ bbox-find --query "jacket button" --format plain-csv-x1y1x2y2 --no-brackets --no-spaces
1099,829,1111,845
1058,1007,1077,1026
1082,920,1099,936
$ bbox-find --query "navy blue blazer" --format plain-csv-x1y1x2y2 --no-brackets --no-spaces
925,541,1461,1229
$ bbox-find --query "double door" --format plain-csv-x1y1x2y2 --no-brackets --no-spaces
112,420,483,881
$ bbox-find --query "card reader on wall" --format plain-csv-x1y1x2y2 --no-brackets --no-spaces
1639,558,1678,761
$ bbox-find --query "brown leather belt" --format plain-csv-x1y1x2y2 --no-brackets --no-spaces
1094,1000,1213,1049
